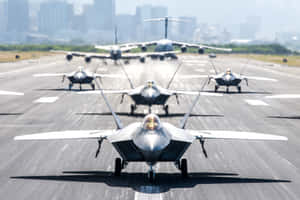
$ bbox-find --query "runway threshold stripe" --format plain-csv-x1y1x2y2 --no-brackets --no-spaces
245,99,269,106
34,97,59,103
266,94,300,99
134,186,162,200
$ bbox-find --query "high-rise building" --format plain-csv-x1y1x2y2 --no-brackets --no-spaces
135,5,168,40
38,1,74,34
84,0,115,31
7,0,29,32
0,1,8,32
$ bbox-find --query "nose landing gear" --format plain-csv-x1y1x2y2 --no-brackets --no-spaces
163,105,169,115
130,104,137,115
148,166,156,183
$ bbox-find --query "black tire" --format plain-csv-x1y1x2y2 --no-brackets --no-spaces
114,158,122,176
181,159,188,178
149,170,155,183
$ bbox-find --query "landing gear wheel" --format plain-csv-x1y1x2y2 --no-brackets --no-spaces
91,83,95,90
148,170,155,183
237,86,241,93
164,105,169,115
114,158,122,176
181,159,188,178
226,87,229,93
68,83,73,91
214,85,219,92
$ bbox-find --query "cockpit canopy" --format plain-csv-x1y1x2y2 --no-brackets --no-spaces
143,114,161,131
226,68,232,75
146,80,156,88
78,66,84,72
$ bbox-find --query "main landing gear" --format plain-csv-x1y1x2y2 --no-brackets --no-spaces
114,157,127,176
130,104,137,115
214,85,219,92
175,159,188,178
163,105,169,115
91,83,95,90
237,86,242,93
69,83,73,91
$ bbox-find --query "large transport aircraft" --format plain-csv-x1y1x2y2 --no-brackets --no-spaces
126,17,232,57
14,79,287,182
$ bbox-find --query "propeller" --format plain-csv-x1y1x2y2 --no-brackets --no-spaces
95,139,103,158
199,138,208,158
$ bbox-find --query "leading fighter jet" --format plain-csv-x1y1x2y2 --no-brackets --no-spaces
79,62,222,115
127,17,232,57
14,79,288,182
34,66,123,91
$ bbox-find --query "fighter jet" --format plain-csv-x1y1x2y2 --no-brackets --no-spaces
181,61,278,93
34,66,123,91
126,17,232,58
79,63,222,115
14,79,288,182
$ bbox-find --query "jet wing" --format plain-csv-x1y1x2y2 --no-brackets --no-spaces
77,90,130,95
33,73,67,77
14,130,116,141
188,130,288,141
167,89,223,96
93,74,125,78
242,76,278,82
125,41,159,47
172,41,232,52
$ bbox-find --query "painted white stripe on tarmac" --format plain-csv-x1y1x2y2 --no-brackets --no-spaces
0,90,24,96
245,99,269,106
34,97,59,103
195,68,206,72
134,186,162,200
266,94,300,99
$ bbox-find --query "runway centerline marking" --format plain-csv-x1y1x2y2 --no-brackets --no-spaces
245,99,269,106
134,186,162,200
34,97,59,103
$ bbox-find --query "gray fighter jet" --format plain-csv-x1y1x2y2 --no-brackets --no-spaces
79,63,222,114
34,66,123,91
14,80,288,182
182,62,278,93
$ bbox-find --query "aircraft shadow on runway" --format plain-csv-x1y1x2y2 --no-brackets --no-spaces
35,88,94,92
76,112,224,118
204,90,272,95
267,116,300,120
11,171,290,193
0,113,23,116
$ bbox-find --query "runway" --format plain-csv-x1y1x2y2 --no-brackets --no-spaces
0,54,299,200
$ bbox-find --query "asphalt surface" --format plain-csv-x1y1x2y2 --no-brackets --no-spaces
0,54,299,200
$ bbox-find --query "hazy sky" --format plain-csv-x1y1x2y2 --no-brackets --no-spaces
27,0,300,37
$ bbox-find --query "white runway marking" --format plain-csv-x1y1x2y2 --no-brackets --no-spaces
195,68,206,72
266,94,300,99
0,90,24,96
134,186,162,200
34,97,59,103
245,99,269,106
